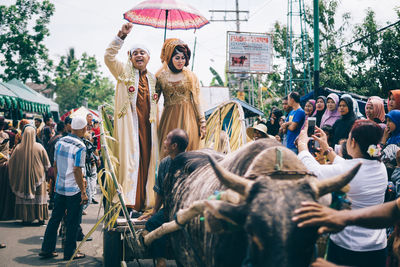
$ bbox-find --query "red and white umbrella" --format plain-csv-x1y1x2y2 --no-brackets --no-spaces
123,0,209,40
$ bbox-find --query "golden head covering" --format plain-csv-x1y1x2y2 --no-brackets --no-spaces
160,38,185,63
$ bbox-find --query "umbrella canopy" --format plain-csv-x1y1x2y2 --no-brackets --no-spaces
124,0,209,40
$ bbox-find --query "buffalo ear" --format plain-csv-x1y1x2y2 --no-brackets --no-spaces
204,200,248,232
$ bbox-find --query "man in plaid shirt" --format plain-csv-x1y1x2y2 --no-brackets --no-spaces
39,116,88,260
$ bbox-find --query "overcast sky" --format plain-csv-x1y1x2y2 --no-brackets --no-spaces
4,0,400,86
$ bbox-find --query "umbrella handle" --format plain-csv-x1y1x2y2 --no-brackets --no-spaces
164,10,169,41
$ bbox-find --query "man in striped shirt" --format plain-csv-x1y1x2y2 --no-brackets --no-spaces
39,116,88,260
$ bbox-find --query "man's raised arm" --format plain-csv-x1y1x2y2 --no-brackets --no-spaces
104,23,133,79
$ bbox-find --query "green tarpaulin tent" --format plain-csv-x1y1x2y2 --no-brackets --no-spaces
0,79,58,114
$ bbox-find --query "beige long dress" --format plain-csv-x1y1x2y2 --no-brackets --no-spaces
156,67,202,158
9,126,50,222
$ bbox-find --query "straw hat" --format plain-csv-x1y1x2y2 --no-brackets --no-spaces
246,123,273,139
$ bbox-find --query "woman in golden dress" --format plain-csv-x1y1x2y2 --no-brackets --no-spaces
156,39,206,158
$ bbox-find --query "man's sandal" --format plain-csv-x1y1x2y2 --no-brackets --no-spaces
39,251,58,258
64,252,85,260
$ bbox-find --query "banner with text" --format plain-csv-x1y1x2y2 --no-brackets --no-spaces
227,32,273,74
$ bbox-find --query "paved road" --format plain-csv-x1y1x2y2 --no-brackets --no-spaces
0,192,176,267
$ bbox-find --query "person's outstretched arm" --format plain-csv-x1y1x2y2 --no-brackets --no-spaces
292,200,400,234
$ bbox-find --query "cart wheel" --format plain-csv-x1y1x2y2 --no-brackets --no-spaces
121,260,127,267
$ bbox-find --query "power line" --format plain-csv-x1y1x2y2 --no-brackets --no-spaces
320,19,400,58
247,0,275,21
209,0,249,32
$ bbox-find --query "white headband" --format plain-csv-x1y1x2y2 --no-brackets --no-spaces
129,44,150,57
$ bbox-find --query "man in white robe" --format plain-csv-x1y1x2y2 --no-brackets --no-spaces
104,23,158,211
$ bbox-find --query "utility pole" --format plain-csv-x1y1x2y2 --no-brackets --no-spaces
284,0,312,95
313,0,320,99
209,0,249,103
235,0,240,31
209,0,248,32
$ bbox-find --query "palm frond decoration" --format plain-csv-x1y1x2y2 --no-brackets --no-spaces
209,66,225,86
204,100,247,153
66,104,147,265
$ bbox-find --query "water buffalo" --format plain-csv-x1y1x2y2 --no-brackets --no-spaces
144,139,360,267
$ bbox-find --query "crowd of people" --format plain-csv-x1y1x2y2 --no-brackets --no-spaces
0,113,101,258
2,21,400,267
245,89,400,267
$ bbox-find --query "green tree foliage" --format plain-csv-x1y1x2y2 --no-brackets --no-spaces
308,0,351,90
263,0,400,99
0,0,54,83
348,9,400,97
54,48,114,113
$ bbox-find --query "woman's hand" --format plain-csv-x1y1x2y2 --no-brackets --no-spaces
312,126,329,152
382,126,390,144
296,120,309,152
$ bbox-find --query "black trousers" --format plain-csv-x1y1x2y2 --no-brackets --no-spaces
145,208,166,259
41,192,83,259
327,239,387,267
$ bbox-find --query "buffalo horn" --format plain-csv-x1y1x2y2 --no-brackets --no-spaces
207,155,253,196
315,162,362,197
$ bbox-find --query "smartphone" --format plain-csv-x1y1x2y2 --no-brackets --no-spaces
307,117,316,137
314,140,320,149
307,138,315,155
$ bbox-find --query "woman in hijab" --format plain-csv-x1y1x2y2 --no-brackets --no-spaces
266,108,283,136
0,117,13,220
320,93,341,128
365,96,385,127
382,110,400,146
156,38,205,158
42,126,54,154
304,99,316,118
332,95,357,145
388,89,400,112
381,110,400,178
9,125,50,224
312,96,327,127
341,93,364,119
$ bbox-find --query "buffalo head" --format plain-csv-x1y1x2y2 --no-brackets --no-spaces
204,149,361,267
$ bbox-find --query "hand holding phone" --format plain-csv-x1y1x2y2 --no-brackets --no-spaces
307,117,316,137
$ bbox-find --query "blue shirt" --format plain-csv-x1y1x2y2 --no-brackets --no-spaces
286,107,305,149
54,134,86,196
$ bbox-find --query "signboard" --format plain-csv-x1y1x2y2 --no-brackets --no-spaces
227,32,273,74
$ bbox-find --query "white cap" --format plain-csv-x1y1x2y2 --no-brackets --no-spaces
71,116,87,130
129,44,150,56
